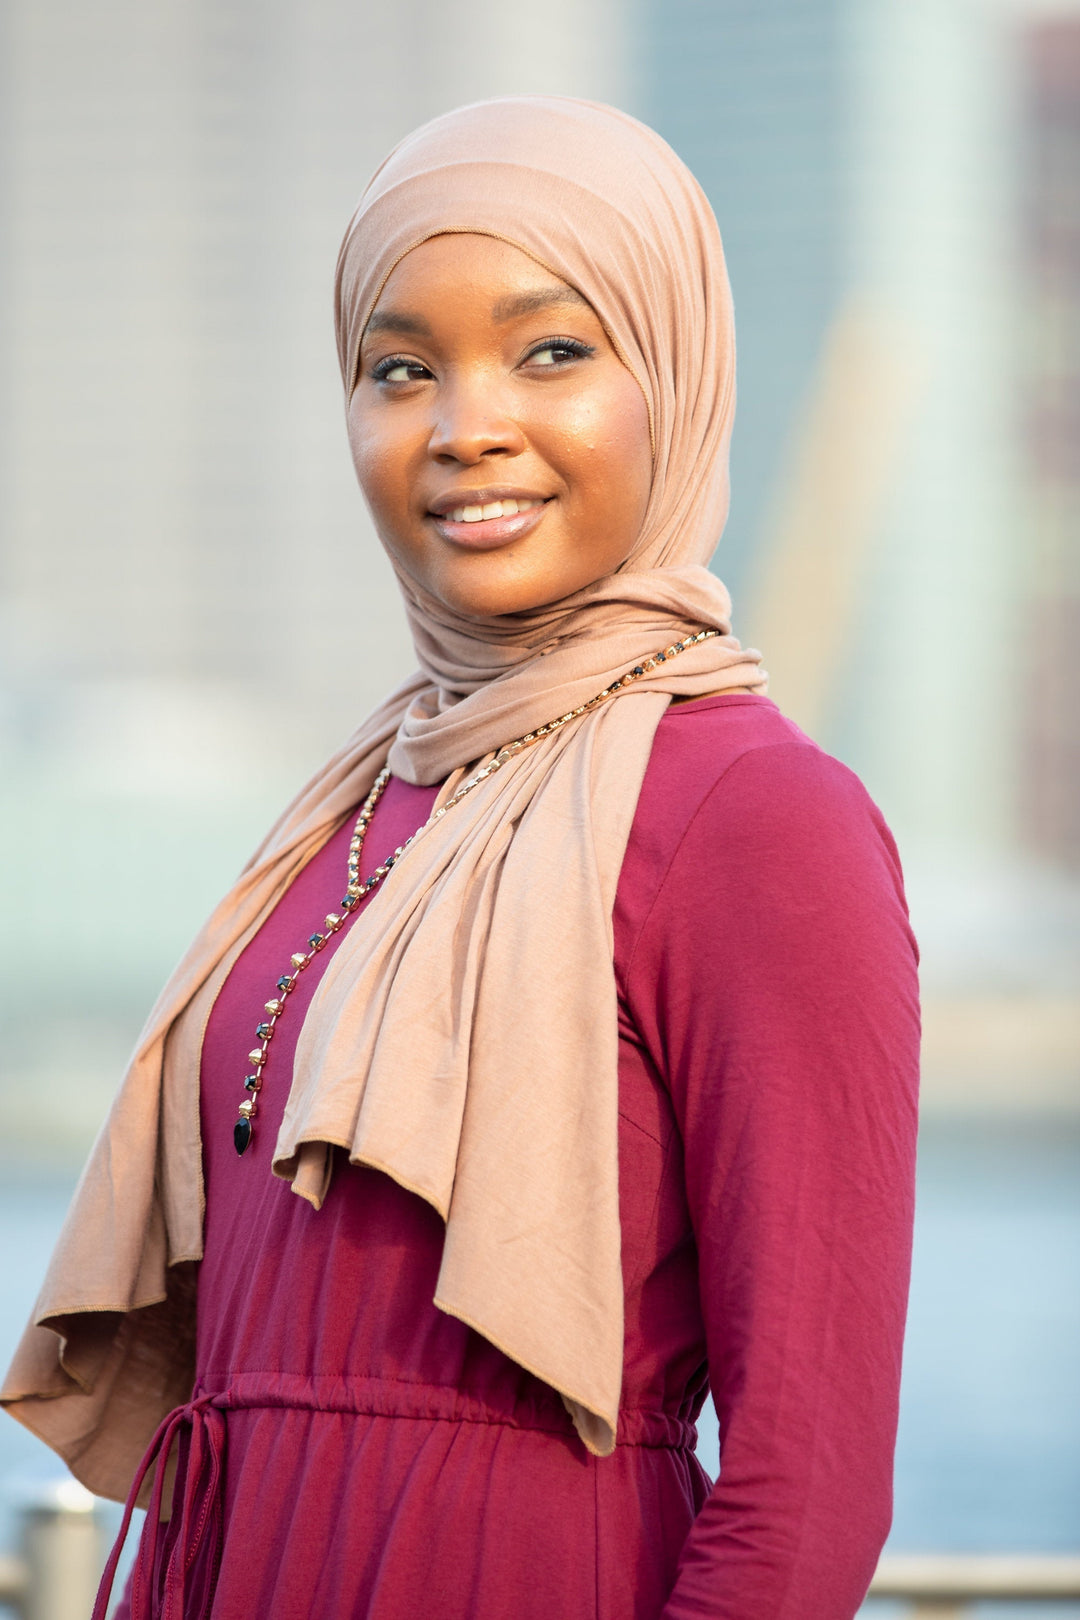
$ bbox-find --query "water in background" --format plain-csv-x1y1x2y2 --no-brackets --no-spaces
1,1115,1077,1610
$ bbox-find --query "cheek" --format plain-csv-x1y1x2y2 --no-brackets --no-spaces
346,398,376,492
567,377,652,524
347,398,409,528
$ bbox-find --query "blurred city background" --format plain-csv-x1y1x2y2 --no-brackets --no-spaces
0,0,1078,1610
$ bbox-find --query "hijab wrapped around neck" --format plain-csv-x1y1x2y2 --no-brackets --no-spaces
1,96,764,1490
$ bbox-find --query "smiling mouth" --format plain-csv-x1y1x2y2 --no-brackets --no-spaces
428,495,552,550
445,497,544,524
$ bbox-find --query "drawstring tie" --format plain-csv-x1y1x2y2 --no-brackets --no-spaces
92,1392,229,1620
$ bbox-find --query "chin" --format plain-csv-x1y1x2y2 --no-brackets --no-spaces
423,557,579,620
437,582,553,619
387,528,611,619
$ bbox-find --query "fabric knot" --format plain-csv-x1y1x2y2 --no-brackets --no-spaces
92,1391,229,1620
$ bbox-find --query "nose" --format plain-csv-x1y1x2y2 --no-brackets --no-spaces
427,375,527,465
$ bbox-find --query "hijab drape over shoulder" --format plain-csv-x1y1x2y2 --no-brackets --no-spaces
2,96,764,1491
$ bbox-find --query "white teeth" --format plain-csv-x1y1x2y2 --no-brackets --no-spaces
446,498,540,523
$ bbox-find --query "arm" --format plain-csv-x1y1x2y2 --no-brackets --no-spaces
627,742,920,1620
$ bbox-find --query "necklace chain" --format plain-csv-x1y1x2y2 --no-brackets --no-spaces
232,628,720,1155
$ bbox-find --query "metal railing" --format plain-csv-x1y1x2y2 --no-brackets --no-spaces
868,1554,1080,1614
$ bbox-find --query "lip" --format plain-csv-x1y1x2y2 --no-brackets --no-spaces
427,485,551,517
426,487,553,551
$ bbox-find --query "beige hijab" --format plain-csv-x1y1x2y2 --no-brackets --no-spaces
1,96,764,1493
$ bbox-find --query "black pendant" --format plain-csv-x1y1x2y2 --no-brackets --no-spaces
233,1117,252,1155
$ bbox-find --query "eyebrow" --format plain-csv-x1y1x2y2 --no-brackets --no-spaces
490,285,591,322
363,309,433,339
363,285,591,342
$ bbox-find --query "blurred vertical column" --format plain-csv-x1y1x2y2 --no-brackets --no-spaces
1021,16,1080,871
19,1481,104,1620
838,0,1021,856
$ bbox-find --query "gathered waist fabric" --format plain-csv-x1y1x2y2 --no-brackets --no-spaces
201,1369,697,1449
92,1376,699,1620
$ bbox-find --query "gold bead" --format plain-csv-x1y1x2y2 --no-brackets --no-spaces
248,1048,265,1066
238,1099,254,1117
265,999,283,1015
291,952,307,968
325,913,341,930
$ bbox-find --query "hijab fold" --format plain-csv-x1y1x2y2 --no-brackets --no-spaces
1,96,764,1493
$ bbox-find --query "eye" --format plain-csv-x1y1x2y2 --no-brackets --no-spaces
524,337,595,368
371,355,432,384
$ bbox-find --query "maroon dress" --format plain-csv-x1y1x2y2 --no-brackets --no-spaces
113,695,919,1619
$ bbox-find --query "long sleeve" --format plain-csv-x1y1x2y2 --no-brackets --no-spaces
621,738,920,1620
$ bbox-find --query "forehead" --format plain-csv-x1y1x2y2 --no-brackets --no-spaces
363,233,594,338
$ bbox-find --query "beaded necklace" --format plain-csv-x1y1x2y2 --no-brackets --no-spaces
232,627,720,1155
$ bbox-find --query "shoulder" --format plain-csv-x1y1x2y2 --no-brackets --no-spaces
616,695,912,965
628,694,897,877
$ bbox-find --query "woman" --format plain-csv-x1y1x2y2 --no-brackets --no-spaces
1,97,919,1619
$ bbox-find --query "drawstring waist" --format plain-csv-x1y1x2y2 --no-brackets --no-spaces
93,1380,700,1619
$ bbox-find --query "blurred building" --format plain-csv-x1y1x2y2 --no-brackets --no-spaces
833,0,1079,1112
0,0,632,1159
642,0,1080,1114
639,0,845,602
0,0,629,743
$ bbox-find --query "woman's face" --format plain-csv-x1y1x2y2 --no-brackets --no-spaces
348,233,653,618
